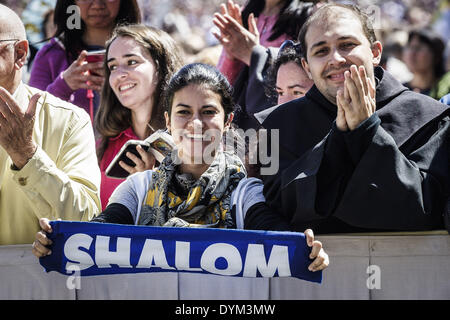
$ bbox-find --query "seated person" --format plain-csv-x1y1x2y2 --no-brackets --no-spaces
257,4,450,234
0,5,101,245
32,63,329,272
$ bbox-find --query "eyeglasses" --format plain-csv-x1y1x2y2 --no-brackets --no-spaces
76,0,119,4
0,39,19,44
278,40,302,59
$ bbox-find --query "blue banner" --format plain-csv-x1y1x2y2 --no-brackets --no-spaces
39,221,322,283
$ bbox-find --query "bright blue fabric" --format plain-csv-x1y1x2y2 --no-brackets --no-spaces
440,93,450,105
39,221,322,283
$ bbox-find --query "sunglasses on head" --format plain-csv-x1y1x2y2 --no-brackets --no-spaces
278,40,302,59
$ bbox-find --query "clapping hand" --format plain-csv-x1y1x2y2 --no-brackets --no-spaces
219,0,244,25
212,0,260,66
336,65,376,131
0,87,40,169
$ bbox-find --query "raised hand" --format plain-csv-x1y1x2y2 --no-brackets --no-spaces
219,0,243,26
212,7,259,65
336,87,349,132
336,65,376,131
0,87,40,169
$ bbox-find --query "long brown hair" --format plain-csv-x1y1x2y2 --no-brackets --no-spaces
95,24,183,161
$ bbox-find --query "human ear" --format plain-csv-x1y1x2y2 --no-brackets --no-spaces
224,112,234,131
301,57,313,80
164,111,171,133
14,40,29,70
371,41,383,66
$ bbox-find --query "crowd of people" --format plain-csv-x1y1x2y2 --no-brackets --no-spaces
0,1,449,277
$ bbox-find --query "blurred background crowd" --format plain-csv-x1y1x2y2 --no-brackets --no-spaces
0,0,449,248
1,0,449,97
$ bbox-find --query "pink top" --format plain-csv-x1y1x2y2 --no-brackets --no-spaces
99,127,139,210
217,13,291,85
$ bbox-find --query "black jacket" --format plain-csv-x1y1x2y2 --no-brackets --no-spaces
232,45,278,131
257,67,450,233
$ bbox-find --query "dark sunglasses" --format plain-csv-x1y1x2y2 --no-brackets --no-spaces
278,40,302,58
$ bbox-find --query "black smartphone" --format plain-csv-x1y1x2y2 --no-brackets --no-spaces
105,140,149,179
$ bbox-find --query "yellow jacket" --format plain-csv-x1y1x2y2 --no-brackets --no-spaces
0,83,101,245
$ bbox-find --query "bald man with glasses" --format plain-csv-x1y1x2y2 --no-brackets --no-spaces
0,4,101,245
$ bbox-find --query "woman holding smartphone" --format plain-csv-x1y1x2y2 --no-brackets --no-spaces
32,63,330,273
28,0,141,120
95,24,183,210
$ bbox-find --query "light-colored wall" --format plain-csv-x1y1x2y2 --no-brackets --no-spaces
1,233,449,300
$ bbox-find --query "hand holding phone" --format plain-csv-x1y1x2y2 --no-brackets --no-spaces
119,144,156,175
106,130,174,179
62,50,105,91
85,49,106,77
106,140,154,179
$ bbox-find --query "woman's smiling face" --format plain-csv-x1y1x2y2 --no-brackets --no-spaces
165,84,230,166
107,36,158,113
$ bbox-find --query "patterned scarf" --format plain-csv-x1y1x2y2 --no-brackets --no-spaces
137,151,246,228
